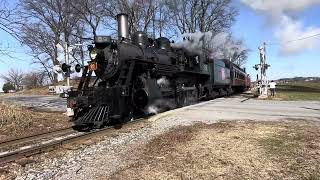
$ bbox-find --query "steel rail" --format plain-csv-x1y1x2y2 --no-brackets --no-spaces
0,118,145,165
0,127,75,150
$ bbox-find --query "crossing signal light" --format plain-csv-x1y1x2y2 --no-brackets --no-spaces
75,64,82,73
61,63,71,72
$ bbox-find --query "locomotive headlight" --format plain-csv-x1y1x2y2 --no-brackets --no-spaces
89,49,97,60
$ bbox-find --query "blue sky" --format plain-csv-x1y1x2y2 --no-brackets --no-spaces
234,0,320,81
1,0,320,90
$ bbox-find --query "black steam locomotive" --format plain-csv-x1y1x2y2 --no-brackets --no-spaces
66,13,250,128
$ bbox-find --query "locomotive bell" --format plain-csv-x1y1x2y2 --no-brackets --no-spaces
117,13,129,40
155,37,171,50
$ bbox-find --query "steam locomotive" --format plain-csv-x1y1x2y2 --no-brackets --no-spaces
66,13,250,129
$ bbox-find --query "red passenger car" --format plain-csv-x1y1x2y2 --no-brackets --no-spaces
231,65,247,91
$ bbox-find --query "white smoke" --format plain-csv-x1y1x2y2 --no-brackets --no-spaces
241,0,320,55
171,31,247,60
146,99,176,115
171,31,213,53
147,105,159,114
157,76,170,87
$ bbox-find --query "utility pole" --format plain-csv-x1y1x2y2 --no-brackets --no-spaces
254,42,270,98
260,42,268,97
64,43,70,87
152,8,156,39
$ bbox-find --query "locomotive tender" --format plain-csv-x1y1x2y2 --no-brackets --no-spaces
67,13,250,128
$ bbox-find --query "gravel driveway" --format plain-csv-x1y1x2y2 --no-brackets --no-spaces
5,95,320,179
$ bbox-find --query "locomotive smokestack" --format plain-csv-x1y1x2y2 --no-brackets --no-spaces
117,13,129,40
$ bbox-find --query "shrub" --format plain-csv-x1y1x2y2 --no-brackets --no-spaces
2,82,15,93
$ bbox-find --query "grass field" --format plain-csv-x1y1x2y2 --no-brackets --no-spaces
112,120,320,179
271,81,320,101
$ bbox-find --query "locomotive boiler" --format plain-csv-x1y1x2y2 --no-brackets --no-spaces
66,13,250,129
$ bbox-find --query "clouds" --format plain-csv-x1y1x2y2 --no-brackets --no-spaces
242,0,320,15
276,16,320,55
241,0,320,55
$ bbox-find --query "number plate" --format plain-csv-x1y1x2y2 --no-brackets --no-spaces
89,62,97,71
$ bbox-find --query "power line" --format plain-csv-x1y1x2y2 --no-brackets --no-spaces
267,33,320,45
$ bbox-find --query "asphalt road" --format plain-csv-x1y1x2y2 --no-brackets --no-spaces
172,95,320,122
3,95,67,112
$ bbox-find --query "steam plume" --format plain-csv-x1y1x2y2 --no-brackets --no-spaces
172,31,247,60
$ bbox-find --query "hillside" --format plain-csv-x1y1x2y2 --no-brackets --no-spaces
277,77,320,83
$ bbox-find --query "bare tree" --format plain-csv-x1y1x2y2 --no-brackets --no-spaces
165,0,238,35
32,54,56,83
70,0,107,39
221,37,248,66
17,0,79,83
0,68,24,90
230,40,249,67
0,0,23,60
0,1,20,39
102,0,165,37
20,22,59,83
154,1,171,37
233,50,248,67
23,71,46,89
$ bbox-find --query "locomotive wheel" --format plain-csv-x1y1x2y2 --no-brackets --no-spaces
211,91,219,99
226,87,233,95
122,111,134,123
133,89,149,109
177,91,187,107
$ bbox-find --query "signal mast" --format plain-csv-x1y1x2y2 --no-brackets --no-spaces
254,42,270,98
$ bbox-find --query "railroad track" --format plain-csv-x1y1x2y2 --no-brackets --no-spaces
0,119,145,165
0,127,78,165
0,127,75,151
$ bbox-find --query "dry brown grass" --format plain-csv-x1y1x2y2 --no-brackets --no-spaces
0,102,71,141
111,120,320,180
0,102,33,131
16,86,50,95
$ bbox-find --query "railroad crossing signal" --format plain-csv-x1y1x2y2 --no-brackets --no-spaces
254,42,270,98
